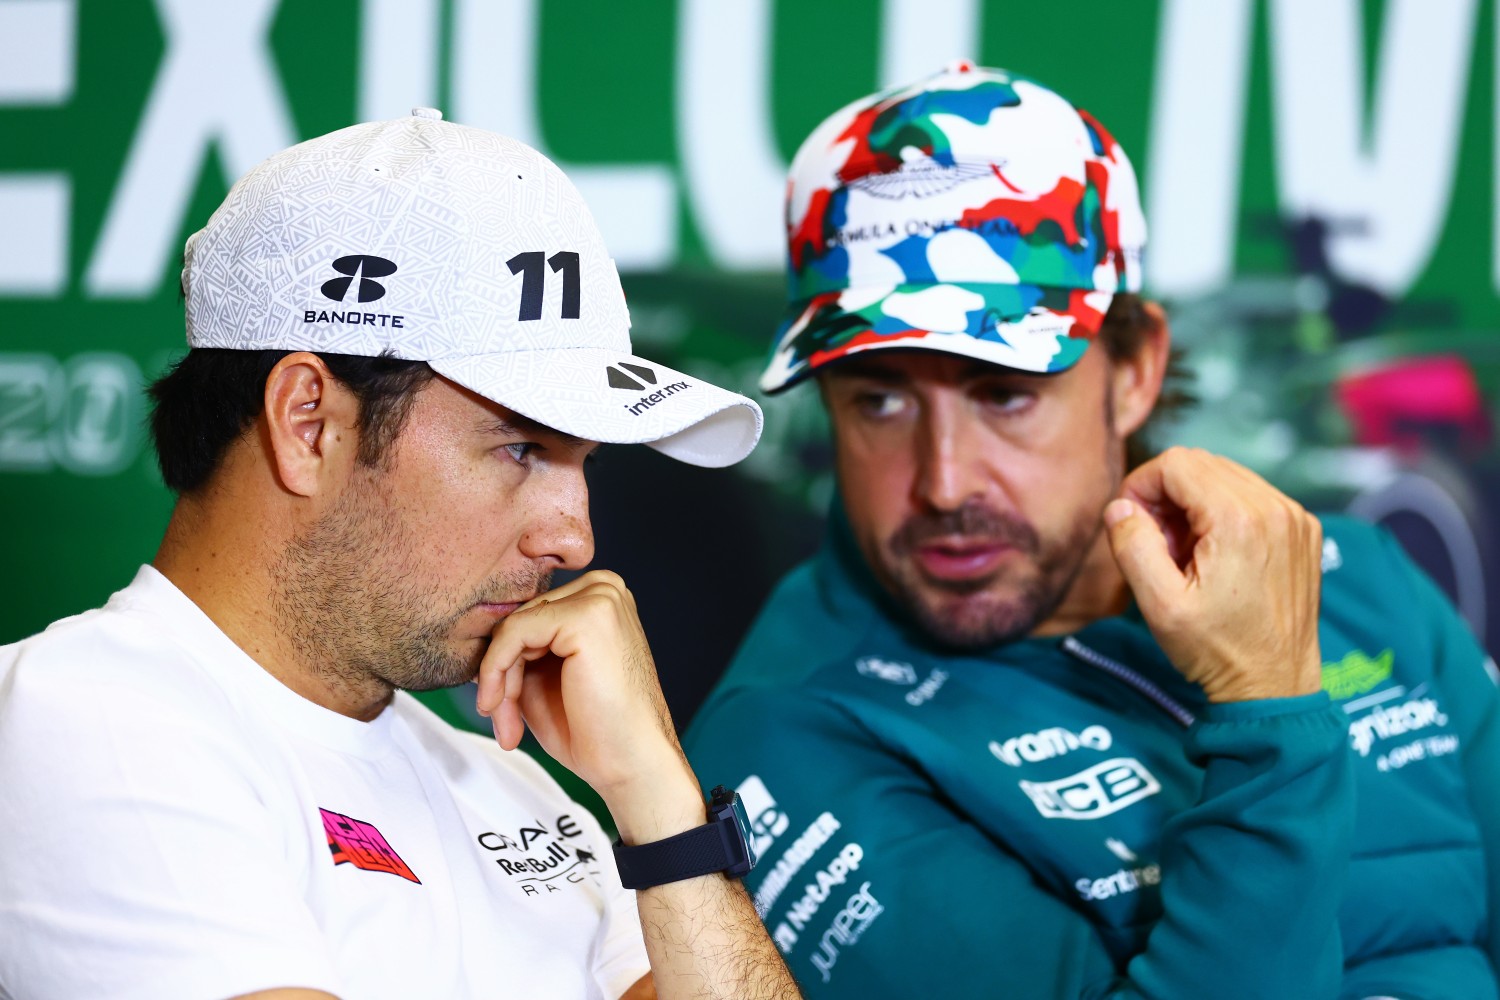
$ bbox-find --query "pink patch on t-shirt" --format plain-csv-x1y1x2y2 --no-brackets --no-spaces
319,808,420,884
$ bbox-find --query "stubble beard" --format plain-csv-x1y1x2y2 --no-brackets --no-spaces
272,471,550,700
878,501,1106,650
877,387,1126,650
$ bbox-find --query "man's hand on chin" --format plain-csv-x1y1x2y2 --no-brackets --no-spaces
1104,447,1325,703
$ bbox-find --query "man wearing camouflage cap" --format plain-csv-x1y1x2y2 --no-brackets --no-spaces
685,63,1500,996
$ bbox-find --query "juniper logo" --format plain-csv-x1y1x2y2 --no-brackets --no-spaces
607,362,659,391
321,255,397,303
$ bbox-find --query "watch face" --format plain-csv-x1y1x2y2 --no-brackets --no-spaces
717,791,758,875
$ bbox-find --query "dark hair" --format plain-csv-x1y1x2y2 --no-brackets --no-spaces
148,349,438,494
1096,293,1196,470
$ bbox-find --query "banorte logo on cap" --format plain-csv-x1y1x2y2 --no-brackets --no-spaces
304,254,407,329
321,255,398,303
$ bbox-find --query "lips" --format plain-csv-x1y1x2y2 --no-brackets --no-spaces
913,538,1014,582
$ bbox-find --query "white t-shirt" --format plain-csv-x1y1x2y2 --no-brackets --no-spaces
0,566,650,1000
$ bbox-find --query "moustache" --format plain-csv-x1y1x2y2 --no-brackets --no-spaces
472,567,555,607
889,504,1040,557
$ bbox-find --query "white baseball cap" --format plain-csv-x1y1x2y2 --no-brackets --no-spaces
183,108,761,468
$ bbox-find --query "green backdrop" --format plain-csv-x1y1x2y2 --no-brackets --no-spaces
4,2,1500,818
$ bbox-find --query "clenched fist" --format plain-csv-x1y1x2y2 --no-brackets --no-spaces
474,570,704,844
1104,447,1324,703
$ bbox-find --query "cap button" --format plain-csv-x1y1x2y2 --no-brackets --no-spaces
945,59,976,74
411,107,444,120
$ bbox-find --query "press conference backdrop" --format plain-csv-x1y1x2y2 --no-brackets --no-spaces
4,0,1500,757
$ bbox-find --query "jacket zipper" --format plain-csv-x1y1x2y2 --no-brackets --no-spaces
1060,636,1197,729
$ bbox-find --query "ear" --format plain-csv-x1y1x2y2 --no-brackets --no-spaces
263,352,360,497
1109,300,1171,440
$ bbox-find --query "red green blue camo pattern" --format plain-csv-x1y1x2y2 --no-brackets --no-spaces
763,63,1146,393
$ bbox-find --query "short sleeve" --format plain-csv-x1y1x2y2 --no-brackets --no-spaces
0,626,343,1000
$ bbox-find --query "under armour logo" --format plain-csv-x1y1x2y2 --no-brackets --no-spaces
321,255,398,303
606,362,658,391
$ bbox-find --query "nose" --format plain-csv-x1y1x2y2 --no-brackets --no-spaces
914,396,987,513
519,471,594,571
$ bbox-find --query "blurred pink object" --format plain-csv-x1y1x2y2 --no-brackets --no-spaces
1335,355,1491,451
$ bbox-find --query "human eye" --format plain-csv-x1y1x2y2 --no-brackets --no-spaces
852,389,908,420
979,383,1035,415
500,442,540,466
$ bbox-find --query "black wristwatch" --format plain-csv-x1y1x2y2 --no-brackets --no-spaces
612,785,758,890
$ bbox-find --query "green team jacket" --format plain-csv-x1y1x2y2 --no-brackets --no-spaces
683,515,1500,998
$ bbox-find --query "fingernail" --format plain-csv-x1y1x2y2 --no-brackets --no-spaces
1104,499,1135,526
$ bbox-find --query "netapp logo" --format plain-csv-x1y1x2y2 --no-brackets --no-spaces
305,255,406,328
322,255,397,303
608,362,691,416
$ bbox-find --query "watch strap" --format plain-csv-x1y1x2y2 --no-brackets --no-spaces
613,798,750,890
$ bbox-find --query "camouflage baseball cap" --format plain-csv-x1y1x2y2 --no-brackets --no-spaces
761,61,1146,393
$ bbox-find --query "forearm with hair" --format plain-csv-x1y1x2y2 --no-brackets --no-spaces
635,874,801,1000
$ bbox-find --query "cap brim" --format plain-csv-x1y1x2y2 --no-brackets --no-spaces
431,348,762,468
760,282,1113,393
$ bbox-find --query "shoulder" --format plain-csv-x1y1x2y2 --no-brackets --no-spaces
1316,513,1445,611
700,556,882,706
0,574,299,816
1,595,242,731
1317,514,1397,570
686,647,923,781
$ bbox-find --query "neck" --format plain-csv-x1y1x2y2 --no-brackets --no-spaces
153,488,393,723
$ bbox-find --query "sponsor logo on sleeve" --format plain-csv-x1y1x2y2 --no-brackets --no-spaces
1018,758,1162,820
753,811,842,917
1345,686,1450,756
989,724,1113,767
1321,648,1394,701
774,839,876,983
1321,538,1342,573
780,844,865,938
1342,683,1458,771
809,881,884,984
737,774,790,856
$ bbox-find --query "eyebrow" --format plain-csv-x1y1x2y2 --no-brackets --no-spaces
477,412,590,449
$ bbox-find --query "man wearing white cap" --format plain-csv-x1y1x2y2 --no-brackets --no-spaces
0,110,797,999
685,65,1500,996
